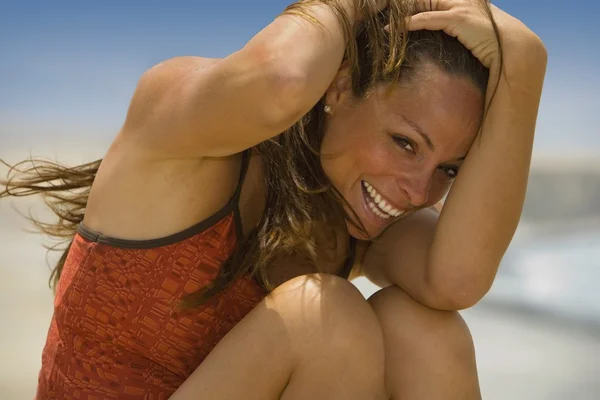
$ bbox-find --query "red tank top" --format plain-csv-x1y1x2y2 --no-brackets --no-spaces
36,152,268,399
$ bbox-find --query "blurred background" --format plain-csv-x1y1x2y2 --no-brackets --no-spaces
1,0,599,398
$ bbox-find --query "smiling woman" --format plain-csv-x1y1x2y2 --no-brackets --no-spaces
0,0,546,399
320,56,486,238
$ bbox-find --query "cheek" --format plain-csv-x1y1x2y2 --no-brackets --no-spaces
321,139,390,194
321,126,392,186
356,139,396,172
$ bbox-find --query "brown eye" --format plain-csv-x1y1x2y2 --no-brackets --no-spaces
440,166,459,179
393,136,415,153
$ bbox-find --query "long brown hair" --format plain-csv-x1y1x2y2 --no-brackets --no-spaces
0,1,501,307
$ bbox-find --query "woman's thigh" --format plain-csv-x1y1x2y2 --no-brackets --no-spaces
171,273,387,400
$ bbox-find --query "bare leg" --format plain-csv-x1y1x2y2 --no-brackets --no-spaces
171,273,388,400
368,286,482,400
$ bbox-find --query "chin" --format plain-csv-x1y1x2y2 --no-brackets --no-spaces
342,184,394,240
345,219,384,241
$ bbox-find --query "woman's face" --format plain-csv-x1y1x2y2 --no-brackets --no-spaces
321,64,484,239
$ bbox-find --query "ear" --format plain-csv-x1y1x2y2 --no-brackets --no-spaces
324,62,353,113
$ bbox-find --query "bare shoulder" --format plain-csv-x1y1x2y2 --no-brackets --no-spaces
116,56,224,159
139,56,222,89
124,56,222,117
117,44,305,160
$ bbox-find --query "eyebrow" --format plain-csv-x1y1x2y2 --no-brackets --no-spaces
443,156,467,164
398,114,435,152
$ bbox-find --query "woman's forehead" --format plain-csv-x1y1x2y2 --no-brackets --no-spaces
373,73,483,149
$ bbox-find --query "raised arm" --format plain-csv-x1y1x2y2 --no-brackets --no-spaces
358,2,547,310
120,2,361,159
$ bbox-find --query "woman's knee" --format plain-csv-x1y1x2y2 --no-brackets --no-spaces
270,274,387,398
266,274,383,354
170,276,385,400
270,273,384,349
368,285,474,351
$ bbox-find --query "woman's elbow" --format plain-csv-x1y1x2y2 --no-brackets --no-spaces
426,267,496,311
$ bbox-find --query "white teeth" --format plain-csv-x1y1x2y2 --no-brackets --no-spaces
362,180,405,220
368,201,390,219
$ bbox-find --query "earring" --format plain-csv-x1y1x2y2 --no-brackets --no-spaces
324,105,332,114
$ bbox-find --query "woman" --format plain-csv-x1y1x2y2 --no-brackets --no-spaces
1,0,546,398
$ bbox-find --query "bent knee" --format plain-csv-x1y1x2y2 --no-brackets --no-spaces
268,273,384,354
368,285,473,348
271,273,365,309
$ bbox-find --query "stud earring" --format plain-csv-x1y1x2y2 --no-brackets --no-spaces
324,105,332,114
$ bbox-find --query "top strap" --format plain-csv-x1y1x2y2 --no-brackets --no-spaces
233,150,251,201
338,236,357,279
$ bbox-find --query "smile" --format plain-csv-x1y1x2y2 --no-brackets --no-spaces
361,180,405,220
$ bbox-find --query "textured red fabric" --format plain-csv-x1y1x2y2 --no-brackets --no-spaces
36,212,267,399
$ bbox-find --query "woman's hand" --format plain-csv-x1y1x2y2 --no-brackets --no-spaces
407,0,545,71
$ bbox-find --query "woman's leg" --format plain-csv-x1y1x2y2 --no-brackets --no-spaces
368,285,482,400
171,273,388,400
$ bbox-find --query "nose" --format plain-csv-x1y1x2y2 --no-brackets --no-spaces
402,174,431,208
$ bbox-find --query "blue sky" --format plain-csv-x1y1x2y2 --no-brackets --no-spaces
1,0,598,158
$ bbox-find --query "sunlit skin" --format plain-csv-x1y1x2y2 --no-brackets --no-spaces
321,63,485,239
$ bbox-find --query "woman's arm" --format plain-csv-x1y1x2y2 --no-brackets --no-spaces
357,2,547,310
121,1,357,159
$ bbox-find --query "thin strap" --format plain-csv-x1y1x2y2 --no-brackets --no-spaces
233,150,251,239
338,236,357,279
79,150,254,249
233,150,251,201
